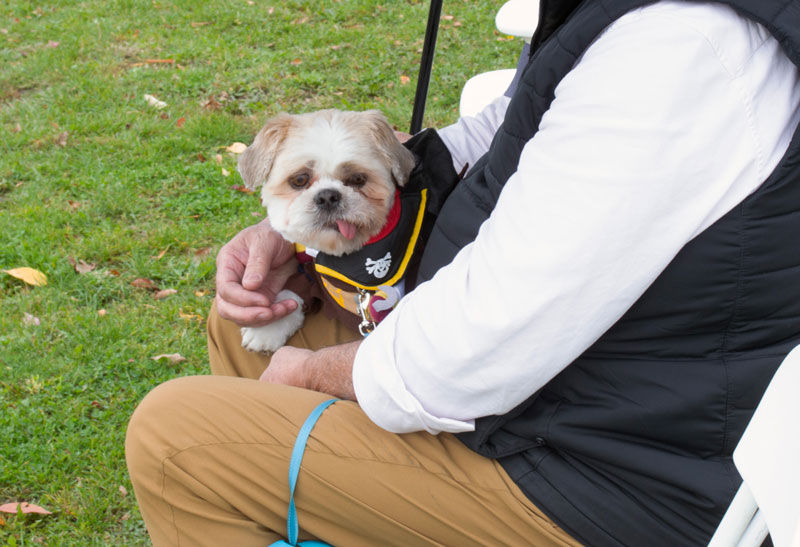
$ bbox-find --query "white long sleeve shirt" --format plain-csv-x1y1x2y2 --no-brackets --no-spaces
353,1,800,434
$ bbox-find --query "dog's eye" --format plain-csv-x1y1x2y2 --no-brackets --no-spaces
345,173,367,187
289,173,310,189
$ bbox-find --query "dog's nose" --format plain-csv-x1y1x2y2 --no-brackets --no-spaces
314,189,342,211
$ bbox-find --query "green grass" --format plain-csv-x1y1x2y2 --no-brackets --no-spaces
0,0,517,543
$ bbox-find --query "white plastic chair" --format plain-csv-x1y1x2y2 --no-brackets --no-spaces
459,0,540,117
708,344,800,547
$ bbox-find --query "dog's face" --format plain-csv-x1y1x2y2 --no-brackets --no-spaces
238,109,416,256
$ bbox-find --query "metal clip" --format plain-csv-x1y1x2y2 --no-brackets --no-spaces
355,289,376,337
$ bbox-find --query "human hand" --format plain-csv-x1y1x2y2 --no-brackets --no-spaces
214,220,298,327
259,346,313,388
259,342,360,400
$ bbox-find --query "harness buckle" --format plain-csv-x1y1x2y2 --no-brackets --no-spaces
355,289,376,337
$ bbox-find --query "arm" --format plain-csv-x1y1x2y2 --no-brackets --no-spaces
352,7,800,434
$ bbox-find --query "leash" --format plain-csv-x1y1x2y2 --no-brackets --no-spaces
269,398,339,547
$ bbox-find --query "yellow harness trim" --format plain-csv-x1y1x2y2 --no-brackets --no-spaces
314,188,428,291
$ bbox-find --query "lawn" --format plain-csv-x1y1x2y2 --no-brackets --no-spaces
0,0,516,544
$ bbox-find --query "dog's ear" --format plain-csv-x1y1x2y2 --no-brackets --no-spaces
238,113,295,190
363,110,416,187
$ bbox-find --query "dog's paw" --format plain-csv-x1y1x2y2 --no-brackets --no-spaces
240,290,305,353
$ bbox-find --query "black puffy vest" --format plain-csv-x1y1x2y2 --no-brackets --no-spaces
417,1,800,545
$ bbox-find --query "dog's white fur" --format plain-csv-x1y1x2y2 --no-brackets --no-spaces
235,109,415,353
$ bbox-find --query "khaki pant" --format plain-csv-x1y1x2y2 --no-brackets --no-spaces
125,303,581,546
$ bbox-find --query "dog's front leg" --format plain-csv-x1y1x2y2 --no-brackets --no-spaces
240,289,305,353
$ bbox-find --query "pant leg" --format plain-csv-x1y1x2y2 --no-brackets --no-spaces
207,300,361,379
126,376,581,547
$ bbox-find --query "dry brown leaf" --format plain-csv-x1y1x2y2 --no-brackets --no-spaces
151,353,188,364
144,59,175,64
151,248,168,260
214,153,223,165
46,40,59,48
194,290,208,297
400,75,410,85
290,58,302,65
67,200,81,210
70,258,96,274
23,313,40,327
196,153,207,162
56,131,68,147
153,288,177,300
202,97,221,110
131,278,159,290
0,502,52,515
118,485,128,497
176,116,186,128
179,309,203,321
11,122,21,133
190,21,210,27
231,185,253,194
194,247,212,258
3,267,47,286
98,309,108,316
268,6,274,14
0,512,5,526
221,168,230,177
226,142,247,154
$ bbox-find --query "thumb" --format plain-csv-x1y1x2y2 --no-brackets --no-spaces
242,243,270,291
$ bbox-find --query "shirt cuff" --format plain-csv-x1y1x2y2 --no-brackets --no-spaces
352,312,476,435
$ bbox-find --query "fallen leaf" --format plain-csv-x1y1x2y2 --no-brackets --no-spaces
214,154,223,165
90,400,103,409
143,94,167,109
108,269,121,277
120,512,131,521
400,75,410,85
0,28,8,34
67,200,81,210
268,6,274,14
194,290,207,297
226,142,247,154
0,512,5,525
153,288,177,300
453,21,462,27
221,168,230,177
68,257,96,274
190,21,210,27
23,313,40,326
144,58,174,64
178,309,203,321
196,153,206,162
46,40,59,48
194,247,211,258
3,267,47,286
290,58,302,65
98,309,107,316
118,485,128,497
151,353,188,364
0,502,52,515
202,97,221,110
443,14,454,20
231,185,253,194
176,116,186,128
131,278,159,290
11,122,21,133
56,131,68,147
151,248,168,260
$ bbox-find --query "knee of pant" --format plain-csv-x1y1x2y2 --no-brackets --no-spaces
125,376,198,478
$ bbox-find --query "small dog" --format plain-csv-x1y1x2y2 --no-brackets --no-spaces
236,109,416,353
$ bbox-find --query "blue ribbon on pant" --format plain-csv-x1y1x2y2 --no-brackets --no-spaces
269,398,338,547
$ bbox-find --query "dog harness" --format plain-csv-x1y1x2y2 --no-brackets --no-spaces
297,185,428,335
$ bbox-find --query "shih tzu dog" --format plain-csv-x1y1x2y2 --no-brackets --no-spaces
236,109,417,353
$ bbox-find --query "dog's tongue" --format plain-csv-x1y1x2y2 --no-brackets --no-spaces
336,220,357,240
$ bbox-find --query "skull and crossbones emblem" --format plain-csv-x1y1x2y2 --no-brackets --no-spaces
365,252,392,279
